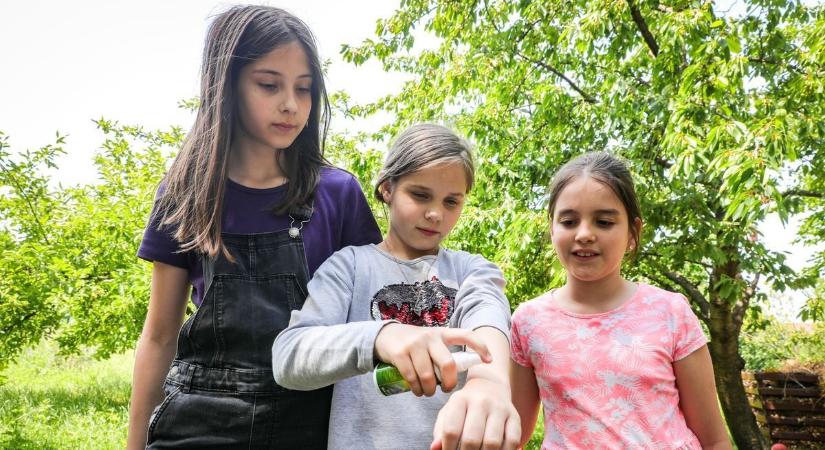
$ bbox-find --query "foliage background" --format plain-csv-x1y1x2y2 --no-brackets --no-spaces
1,0,824,448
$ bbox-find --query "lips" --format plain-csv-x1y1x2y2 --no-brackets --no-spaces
572,250,598,257
272,123,297,132
417,227,439,237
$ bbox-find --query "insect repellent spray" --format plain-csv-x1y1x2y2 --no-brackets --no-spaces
373,351,483,396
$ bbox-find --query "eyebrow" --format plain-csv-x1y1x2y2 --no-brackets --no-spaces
408,184,465,197
252,69,312,79
557,208,620,215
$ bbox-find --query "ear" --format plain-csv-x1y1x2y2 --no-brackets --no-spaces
628,217,643,251
379,181,393,204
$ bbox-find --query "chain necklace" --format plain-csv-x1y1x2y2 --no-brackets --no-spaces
287,203,313,239
379,241,438,288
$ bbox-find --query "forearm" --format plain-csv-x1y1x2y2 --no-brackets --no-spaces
466,326,510,388
272,319,390,390
126,333,178,450
510,359,541,447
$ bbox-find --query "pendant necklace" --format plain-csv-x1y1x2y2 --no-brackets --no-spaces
288,213,311,238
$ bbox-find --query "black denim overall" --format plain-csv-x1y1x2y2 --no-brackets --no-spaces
147,208,330,449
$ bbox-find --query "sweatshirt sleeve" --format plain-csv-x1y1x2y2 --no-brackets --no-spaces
451,252,511,340
272,246,392,390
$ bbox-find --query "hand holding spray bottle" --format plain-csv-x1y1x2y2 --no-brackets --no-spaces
374,351,483,396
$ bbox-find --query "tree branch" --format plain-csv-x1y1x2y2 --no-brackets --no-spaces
783,189,824,199
748,56,806,75
640,251,713,269
515,52,598,104
744,273,760,302
661,270,711,321
0,159,52,245
626,0,659,57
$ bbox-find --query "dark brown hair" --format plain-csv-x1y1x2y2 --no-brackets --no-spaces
155,5,330,259
547,152,643,257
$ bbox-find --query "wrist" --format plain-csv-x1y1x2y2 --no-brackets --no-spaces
466,365,510,392
372,320,401,365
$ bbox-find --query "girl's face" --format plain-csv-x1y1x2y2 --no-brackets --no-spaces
381,163,468,260
235,41,313,152
550,176,640,284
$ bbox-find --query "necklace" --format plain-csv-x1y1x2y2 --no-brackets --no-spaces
287,203,313,239
379,241,437,286
288,214,310,238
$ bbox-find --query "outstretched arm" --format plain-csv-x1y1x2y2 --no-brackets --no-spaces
430,326,521,450
272,249,387,390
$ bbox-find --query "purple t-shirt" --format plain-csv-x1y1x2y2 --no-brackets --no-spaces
138,167,382,306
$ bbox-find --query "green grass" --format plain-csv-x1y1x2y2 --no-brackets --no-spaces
525,412,544,449
0,341,132,449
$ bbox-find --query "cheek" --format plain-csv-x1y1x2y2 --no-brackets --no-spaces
549,230,563,250
299,96,313,115
445,210,462,228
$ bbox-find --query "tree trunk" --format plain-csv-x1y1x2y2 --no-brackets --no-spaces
707,306,770,450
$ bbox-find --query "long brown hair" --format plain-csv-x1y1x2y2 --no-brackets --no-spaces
155,5,330,259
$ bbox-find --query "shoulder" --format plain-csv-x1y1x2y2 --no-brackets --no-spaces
637,283,688,304
321,243,379,268
512,293,552,320
440,248,501,273
635,283,695,316
318,166,363,192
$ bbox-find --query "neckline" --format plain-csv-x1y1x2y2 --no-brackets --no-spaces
545,283,643,318
369,243,440,266
226,177,288,194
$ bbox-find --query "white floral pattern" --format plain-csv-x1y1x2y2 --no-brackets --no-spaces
511,283,707,450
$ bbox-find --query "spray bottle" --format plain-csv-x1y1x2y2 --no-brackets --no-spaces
373,351,483,396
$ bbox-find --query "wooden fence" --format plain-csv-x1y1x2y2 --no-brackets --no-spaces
743,371,825,449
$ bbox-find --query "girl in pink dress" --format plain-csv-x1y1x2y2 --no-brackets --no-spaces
510,152,731,450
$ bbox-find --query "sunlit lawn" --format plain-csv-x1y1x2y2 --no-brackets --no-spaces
0,341,132,449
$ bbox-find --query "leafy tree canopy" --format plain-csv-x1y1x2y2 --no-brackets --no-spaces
338,0,824,447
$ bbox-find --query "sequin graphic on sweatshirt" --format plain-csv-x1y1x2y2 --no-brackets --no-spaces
370,277,456,327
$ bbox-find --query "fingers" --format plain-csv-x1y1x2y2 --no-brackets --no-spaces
478,410,507,450
375,325,490,397
393,353,422,396
458,405,486,450
439,328,492,363
503,415,521,450
435,377,521,450
411,342,438,396
436,398,467,450
430,341,458,392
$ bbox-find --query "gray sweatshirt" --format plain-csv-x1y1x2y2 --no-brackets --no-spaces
272,244,510,450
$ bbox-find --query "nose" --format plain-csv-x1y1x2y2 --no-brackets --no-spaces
280,90,298,114
425,206,442,223
575,222,595,243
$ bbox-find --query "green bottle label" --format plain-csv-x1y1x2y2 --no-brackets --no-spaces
374,362,411,396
